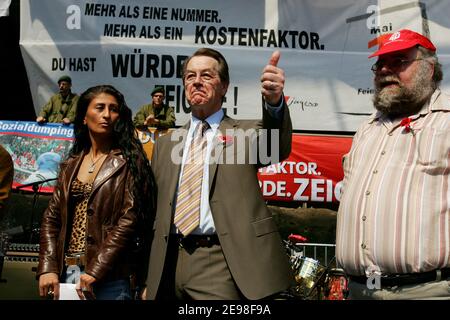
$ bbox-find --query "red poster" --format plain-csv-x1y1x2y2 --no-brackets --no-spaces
258,134,353,203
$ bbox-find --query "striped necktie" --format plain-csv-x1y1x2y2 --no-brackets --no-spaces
174,121,209,236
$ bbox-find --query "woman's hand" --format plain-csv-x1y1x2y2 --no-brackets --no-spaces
76,273,97,300
39,272,60,300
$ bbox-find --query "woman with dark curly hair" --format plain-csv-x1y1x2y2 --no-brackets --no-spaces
37,85,155,300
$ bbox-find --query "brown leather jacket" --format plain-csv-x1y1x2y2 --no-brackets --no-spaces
37,149,146,283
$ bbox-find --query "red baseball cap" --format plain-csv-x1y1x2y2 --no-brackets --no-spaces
369,29,436,58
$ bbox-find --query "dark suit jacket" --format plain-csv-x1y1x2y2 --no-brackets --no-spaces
146,102,293,299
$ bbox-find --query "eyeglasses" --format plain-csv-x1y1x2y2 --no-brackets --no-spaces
184,71,220,85
371,58,425,73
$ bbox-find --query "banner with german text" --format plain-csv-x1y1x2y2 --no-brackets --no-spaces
20,0,450,132
258,134,353,203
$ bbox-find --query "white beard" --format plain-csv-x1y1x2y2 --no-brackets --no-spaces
373,67,434,117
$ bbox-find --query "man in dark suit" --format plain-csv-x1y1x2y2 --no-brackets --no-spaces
145,48,293,300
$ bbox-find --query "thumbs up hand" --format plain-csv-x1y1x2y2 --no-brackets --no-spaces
261,50,285,106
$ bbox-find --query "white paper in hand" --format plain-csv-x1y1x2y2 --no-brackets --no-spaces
58,283,81,300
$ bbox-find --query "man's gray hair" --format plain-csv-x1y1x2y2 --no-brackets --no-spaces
418,46,443,88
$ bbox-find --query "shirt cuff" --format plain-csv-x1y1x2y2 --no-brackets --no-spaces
264,95,284,120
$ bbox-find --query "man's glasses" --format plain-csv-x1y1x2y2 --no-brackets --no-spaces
184,71,219,85
371,58,425,73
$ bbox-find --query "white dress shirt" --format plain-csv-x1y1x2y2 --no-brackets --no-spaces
173,101,284,235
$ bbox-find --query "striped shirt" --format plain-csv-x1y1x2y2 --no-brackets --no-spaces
336,89,450,276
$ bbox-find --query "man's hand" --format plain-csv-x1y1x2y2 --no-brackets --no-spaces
141,287,147,300
144,114,159,126
62,118,71,125
261,50,285,106
36,116,46,124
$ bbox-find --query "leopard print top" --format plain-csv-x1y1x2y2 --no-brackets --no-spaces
67,178,93,254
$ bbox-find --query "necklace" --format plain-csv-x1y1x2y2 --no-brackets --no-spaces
88,153,107,173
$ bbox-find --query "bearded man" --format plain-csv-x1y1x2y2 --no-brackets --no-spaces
36,75,79,124
336,29,449,300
